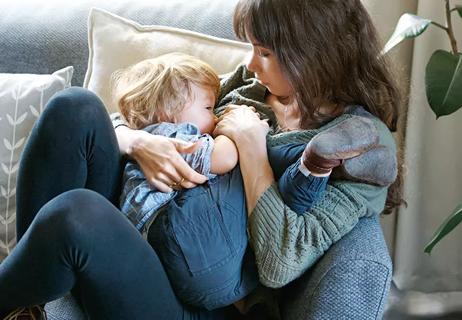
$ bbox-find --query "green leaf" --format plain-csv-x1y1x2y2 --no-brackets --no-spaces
382,13,431,54
425,50,462,117
456,5,462,18
424,203,462,254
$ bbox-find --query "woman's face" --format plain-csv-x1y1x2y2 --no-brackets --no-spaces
246,42,293,98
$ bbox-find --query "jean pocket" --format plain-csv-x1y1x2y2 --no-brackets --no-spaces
170,188,235,276
217,200,247,252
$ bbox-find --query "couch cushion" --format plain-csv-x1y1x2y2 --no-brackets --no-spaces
84,8,251,113
0,0,240,87
0,67,73,260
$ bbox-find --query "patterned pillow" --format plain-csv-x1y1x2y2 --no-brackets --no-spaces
0,66,73,261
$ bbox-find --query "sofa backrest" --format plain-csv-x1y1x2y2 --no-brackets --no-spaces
0,0,239,86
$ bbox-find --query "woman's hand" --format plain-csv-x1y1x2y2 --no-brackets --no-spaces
116,126,207,193
213,104,269,144
213,105,274,213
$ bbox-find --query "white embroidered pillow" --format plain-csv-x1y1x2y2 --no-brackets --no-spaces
0,66,73,260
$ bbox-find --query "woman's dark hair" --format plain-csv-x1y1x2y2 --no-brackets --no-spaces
234,0,405,213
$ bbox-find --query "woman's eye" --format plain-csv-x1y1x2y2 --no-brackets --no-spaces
257,49,270,57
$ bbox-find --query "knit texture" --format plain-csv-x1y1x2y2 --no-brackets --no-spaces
218,65,394,288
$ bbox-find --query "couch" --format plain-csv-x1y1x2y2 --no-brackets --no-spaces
0,0,392,319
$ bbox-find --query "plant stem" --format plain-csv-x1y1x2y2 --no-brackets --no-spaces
445,0,459,53
431,21,448,30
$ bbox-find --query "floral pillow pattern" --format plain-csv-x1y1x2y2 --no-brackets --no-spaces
0,66,73,261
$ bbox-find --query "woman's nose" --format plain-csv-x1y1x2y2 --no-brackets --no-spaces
245,53,258,73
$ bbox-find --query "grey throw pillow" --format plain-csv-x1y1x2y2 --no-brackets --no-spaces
0,66,73,261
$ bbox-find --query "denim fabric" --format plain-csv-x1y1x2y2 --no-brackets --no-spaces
0,87,242,320
147,143,328,310
268,143,328,214
148,166,259,310
120,122,216,231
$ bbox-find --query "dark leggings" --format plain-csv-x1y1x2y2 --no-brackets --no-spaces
0,87,240,320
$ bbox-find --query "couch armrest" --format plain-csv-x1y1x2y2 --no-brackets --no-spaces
281,216,392,320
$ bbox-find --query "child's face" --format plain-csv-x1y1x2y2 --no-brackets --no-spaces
176,84,217,134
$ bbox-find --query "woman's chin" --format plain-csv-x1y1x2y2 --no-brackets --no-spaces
264,85,274,94
256,79,270,89
264,86,288,98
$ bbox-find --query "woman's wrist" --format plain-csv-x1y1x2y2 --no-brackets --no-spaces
234,130,267,148
128,130,154,160
233,133,274,213
115,125,148,157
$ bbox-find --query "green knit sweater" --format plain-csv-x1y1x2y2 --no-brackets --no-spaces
217,66,395,288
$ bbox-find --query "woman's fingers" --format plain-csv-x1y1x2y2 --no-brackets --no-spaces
157,162,191,189
217,106,259,123
229,104,256,112
148,158,202,192
150,174,174,193
153,152,206,190
214,105,269,142
131,133,207,192
169,138,208,186
170,138,202,154
222,104,256,114
224,104,246,111
170,154,206,188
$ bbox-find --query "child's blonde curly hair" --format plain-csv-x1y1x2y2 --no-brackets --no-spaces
112,53,220,129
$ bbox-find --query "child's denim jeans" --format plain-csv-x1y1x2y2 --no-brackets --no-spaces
148,143,328,310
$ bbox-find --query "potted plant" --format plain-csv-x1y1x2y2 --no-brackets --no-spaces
383,0,462,253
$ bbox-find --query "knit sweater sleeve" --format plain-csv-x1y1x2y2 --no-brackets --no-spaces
248,179,388,288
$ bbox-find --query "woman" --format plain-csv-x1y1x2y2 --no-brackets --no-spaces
215,0,402,288
0,0,401,319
